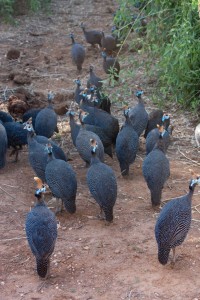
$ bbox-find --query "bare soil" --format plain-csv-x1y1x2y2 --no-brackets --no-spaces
0,1,200,299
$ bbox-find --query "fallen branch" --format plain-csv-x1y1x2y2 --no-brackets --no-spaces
0,186,15,199
1,236,26,242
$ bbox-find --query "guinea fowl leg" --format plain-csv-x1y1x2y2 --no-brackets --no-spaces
97,207,105,220
55,198,63,214
171,248,176,267
9,146,19,162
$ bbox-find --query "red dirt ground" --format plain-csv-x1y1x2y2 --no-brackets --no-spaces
0,1,200,299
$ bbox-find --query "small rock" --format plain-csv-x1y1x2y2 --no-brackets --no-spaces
83,246,90,250
13,74,31,85
7,48,20,60
114,249,120,254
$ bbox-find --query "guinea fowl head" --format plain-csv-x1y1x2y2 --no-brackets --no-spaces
162,113,170,129
34,177,46,199
80,22,85,30
44,143,53,155
135,90,144,98
66,109,76,117
157,124,165,136
189,170,200,191
123,106,130,117
70,33,75,43
75,78,81,86
90,139,98,154
101,51,107,59
47,91,54,103
89,65,94,72
23,117,34,132
79,110,88,125
162,113,170,122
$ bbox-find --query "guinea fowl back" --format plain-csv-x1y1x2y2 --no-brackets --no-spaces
116,108,139,176
86,139,117,222
45,145,77,214
35,92,57,138
81,23,102,47
101,31,117,52
3,121,27,162
142,130,170,206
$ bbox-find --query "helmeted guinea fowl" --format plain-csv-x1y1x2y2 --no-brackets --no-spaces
128,90,148,136
45,144,77,214
195,123,200,147
3,121,27,162
144,109,164,139
0,110,13,123
87,66,103,89
145,115,172,155
102,51,120,81
70,33,85,72
35,92,57,138
75,111,104,166
142,127,170,207
101,31,117,53
67,110,113,158
74,78,83,105
81,23,102,47
24,122,49,183
22,108,42,130
25,177,57,278
155,174,200,266
87,139,117,222
80,99,119,145
0,121,8,169
67,110,81,147
116,108,139,176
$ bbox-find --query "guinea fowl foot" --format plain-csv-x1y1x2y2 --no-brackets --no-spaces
170,248,176,268
9,149,19,162
97,208,105,220
55,198,63,214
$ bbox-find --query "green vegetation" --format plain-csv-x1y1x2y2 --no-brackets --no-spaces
113,0,200,110
0,0,51,22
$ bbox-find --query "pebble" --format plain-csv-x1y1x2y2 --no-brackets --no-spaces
83,246,90,250
114,249,120,254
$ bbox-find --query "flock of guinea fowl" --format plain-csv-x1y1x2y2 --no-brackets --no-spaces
1,21,200,279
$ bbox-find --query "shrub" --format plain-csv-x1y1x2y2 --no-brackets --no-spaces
114,0,200,111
